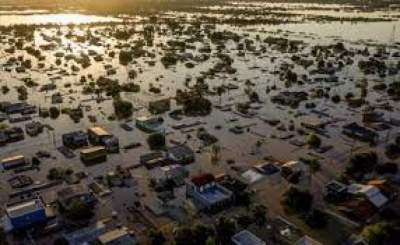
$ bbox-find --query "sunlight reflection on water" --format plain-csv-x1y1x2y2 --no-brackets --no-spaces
0,13,121,26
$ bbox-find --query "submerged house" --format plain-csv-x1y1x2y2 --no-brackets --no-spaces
271,91,308,107
96,228,137,245
0,127,24,145
135,116,164,133
325,180,348,201
63,221,106,245
57,185,97,211
6,199,47,230
149,99,171,114
25,121,44,136
232,230,266,245
0,102,36,115
140,151,167,169
186,173,233,212
87,127,119,153
166,145,195,165
62,131,88,149
347,184,388,209
342,122,378,143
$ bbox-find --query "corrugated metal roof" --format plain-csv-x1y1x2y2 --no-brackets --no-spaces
88,127,110,137
6,199,44,218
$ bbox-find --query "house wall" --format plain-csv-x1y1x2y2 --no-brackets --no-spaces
10,208,46,230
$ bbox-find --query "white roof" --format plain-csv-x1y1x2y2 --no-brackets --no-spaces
348,184,388,208
6,199,44,218
282,161,305,172
241,169,264,184
160,164,182,172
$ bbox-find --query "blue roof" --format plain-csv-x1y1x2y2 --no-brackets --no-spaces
198,185,231,205
232,230,265,245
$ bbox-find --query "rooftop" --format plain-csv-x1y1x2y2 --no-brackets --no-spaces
232,230,266,245
97,228,136,245
6,199,44,218
198,185,231,205
88,127,110,136
191,173,215,187
294,236,322,245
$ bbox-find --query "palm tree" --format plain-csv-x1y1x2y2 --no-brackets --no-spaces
210,144,221,165
216,86,226,105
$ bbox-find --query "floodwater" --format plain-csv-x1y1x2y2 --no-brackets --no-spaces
271,21,400,43
0,4,399,243
0,13,121,26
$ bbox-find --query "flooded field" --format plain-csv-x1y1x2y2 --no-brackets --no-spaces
1,1,400,244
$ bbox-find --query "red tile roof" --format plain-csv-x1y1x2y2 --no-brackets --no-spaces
191,173,215,187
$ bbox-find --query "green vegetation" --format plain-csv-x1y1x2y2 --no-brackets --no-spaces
174,224,214,245
306,133,321,148
304,209,327,229
0,123,8,130
64,199,94,221
361,223,397,245
47,167,73,181
1,85,9,95
147,132,166,150
300,157,321,173
345,151,378,180
49,106,60,119
177,91,212,116
148,229,166,245
215,217,236,245
385,143,400,159
113,98,133,119
282,187,313,213
375,162,398,175
252,204,267,227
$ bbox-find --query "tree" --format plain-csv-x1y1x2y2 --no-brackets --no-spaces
307,134,321,148
300,157,321,174
236,215,252,228
113,98,133,119
304,209,327,229
182,95,212,116
174,224,213,245
210,144,221,165
49,106,60,119
252,204,267,227
346,151,378,180
216,86,226,105
148,229,166,245
282,187,313,213
361,223,394,245
147,133,165,150
192,224,214,245
64,199,94,221
375,162,398,175
215,217,236,245
174,227,193,245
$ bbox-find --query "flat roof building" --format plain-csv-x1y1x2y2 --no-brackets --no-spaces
186,173,233,212
6,199,46,230
232,230,266,245
97,228,137,245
